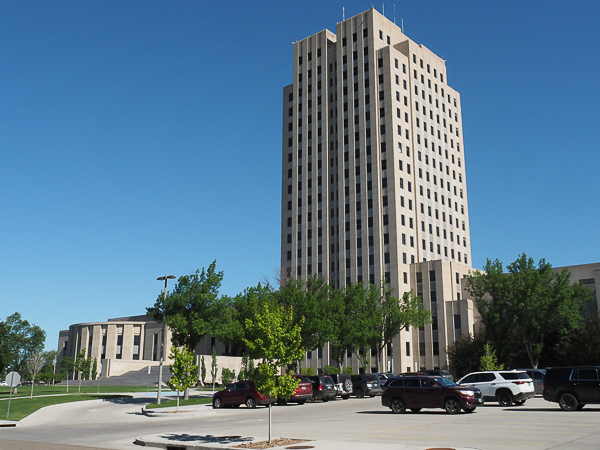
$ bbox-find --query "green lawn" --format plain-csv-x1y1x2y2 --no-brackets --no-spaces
145,397,213,409
0,394,128,421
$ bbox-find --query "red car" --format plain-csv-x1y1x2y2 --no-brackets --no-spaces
277,375,313,405
212,380,274,409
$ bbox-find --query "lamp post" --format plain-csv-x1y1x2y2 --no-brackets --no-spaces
156,274,176,405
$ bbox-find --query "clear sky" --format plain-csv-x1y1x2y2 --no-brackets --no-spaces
1,1,598,351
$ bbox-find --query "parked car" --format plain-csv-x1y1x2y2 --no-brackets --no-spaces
543,366,600,411
397,371,426,377
424,369,454,381
212,380,274,409
307,375,336,402
382,375,483,414
457,370,534,406
350,374,382,397
329,373,353,399
516,369,546,396
277,375,313,405
371,372,397,389
0,381,7,387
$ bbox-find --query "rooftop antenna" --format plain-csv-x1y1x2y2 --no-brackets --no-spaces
401,18,404,34
382,4,385,17
343,6,345,21
393,4,396,24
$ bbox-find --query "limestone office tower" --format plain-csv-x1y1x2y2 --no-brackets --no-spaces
281,8,478,374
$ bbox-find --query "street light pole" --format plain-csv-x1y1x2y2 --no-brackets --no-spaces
156,274,175,405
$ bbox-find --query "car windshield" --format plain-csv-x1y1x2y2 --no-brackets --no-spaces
433,377,457,387
367,374,379,381
297,376,311,383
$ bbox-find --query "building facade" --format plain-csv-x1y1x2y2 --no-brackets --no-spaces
281,7,476,373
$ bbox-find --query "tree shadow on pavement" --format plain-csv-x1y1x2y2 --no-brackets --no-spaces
100,396,149,405
158,434,253,444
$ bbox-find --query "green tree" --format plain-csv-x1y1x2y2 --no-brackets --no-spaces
91,358,98,381
243,303,304,444
167,346,198,411
555,314,600,365
59,356,74,391
372,288,432,372
25,352,46,398
479,343,504,371
200,355,206,386
221,368,236,386
300,366,314,376
0,312,46,375
147,261,225,399
446,329,487,378
211,345,218,389
466,254,593,368
74,349,87,392
323,365,339,375
277,275,335,368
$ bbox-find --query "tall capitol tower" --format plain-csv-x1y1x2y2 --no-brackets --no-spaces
281,8,477,373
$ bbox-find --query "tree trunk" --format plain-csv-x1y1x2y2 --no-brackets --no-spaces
268,400,272,443
183,386,189,400
30,375,35,399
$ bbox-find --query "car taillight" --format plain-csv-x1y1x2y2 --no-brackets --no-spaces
512,381,526,385
319,385,322,391
543,380,546,391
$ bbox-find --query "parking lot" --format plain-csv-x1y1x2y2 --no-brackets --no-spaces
3,394,600,449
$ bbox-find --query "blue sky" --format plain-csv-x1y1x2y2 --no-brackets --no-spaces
1,1,598,351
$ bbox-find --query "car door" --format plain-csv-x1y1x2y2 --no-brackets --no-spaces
571,369,599,403
402,377,421,407
419,377,442,408
479,373,498,398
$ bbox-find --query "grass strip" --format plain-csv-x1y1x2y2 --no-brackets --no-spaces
145,397,213,409
0,394,128,421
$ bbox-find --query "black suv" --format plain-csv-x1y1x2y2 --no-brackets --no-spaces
307,375,336,402
350,374,382,397
543,367,600,411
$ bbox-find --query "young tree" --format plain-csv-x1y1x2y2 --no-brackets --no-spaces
147,261,225,399
244,303,304,444
446,330,487,378
74,349,87,392
467,254,593,368
479,343,504,371
167,346,198,411
211,345,218,390
59,356,74,392
200,355,206,386
25,352,46,398
91,358,98,381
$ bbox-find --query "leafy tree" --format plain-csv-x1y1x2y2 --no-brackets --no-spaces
479,343,504,371
211,345,218,388
466,254,593,368
221,368,236,386
300,367,314,376
25,352,46,398
73,349,91,391
59,356,74,391
200,355,206,386
342,366,353,375
167,346,198,411
0,312,46,375
355,349,370,373
446,330,487,378
238,355,256,381
277,275,335,364
323,365,339,375
555,314,600,365
243,303,304,444
147,261,224,399
91,358,98,381
371,288,432,371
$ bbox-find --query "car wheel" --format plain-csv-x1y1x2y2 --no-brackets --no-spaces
233,404,240,408
559,393,578,411
342,395,350,400
497,392,513,407
463,407,476,413
306,394,315,403
297,400,305,405
245,397,257,409
344,379,353,392
277,399,287,406
577,403,585,410
369,394,376,397
213,398,223,409
410,408,422,413
355,388,364,398
390,398,405,414
444,397,461,414
514,400,526,406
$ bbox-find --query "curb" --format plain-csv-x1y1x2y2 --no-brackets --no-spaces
134,438,227,449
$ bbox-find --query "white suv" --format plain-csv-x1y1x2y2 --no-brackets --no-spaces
457,370,535,406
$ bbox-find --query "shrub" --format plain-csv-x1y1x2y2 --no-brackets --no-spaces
300,367,315,376
342,366,354,375
221,368,236,386
323,365,339,375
